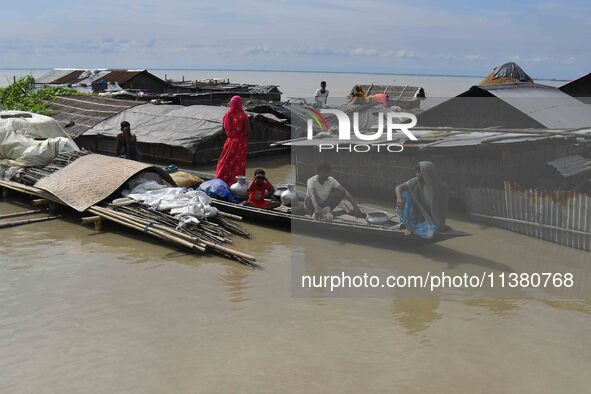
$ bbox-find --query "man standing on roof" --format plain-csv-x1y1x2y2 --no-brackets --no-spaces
116,121,141,161
314,81,329,107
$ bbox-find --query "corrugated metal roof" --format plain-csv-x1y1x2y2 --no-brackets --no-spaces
547,155,591,178
478,83,591,128
561,73,591,90
35,69,80,84
36,69,147,85
45,95,142,138
49,70,85,85
282,127,591,148
101,70,145,84
357,85,425,100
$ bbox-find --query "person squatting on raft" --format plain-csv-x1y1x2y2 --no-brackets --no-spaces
116,121,141,161
243,169,281,210
394,161,449,238
305,162,362,220
215,96,251,186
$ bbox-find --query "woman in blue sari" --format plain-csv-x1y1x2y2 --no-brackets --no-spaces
394,161,449,238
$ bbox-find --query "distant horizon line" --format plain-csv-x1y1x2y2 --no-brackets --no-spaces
0,67,571,82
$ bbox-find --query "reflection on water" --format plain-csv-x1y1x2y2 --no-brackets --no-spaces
391,297,441,334
463,299,521,316
2,156,591,392
219,266,250,304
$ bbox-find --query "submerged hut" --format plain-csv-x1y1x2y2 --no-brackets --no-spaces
560,72,591,104
76,104,290,164
419,62,591,129
36,69,171,94
282,127,591,205
480,62,533,85
418,83,591,129
350,84,426,110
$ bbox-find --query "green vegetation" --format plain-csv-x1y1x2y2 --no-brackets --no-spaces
0,75,81,115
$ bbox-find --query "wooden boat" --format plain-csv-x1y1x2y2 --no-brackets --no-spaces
190,171,469,245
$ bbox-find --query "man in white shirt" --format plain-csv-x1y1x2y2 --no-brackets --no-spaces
305,162,362,220
314,81,329,106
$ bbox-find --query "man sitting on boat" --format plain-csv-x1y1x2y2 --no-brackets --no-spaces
305,162,362,220
394,161,449,238
244,169,281,210
116,121,141,161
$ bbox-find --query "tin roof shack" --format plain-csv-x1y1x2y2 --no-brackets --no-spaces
161,85,282,106
36,69,171,94
76,104,290,165
418,83,591,129
560,73,591,104
44,95,142,139
353,84,426,110
281,128,591,207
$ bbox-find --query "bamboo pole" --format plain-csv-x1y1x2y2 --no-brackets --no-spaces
91,206,255,261
217,211,243,221
0,215,61,229
0,209,45,220
0,179,256,265
88,207,207,253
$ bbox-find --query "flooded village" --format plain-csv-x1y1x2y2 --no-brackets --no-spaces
2,63,591,392
2,63,590,252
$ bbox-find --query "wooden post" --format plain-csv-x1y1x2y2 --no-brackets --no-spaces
32,198,49,206
81,215,103,231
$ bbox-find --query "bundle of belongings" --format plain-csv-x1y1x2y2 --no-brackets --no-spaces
0,111,79,178
119,172,218,227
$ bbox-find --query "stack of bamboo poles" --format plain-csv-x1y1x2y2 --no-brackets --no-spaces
12,151,92,185
1,153,259,267
88,205,257,268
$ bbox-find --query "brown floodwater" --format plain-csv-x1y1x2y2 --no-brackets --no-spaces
1,156,591,393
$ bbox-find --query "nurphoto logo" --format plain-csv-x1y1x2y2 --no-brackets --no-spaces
307,109,418,153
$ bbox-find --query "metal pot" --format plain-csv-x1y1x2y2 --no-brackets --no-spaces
366,211,389,225
280,184,297,207
230,176,248,200
272,185,288,200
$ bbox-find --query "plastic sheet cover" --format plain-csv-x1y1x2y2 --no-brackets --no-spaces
86,104,230,153
0,111,79,168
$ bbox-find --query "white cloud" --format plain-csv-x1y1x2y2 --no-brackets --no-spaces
464,54,482,61
564,56,577,64
348,48,378,56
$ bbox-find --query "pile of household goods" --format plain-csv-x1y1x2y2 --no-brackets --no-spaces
0,110,79,178
198,176,300,208
5,153,256,267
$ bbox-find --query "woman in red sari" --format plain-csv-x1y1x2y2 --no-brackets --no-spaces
215,96,251,185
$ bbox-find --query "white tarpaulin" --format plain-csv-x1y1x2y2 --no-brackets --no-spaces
0,111,79,168
121,173,218,223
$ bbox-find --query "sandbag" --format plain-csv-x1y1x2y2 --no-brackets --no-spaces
170,171,203,188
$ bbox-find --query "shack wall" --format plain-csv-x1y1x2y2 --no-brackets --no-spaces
292,140,574,206
466,183,591,251
121,73,169,94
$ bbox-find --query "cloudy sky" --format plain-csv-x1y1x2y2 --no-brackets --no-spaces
1,0,589,79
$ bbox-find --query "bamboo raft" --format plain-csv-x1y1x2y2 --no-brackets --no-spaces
1,153,258,268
